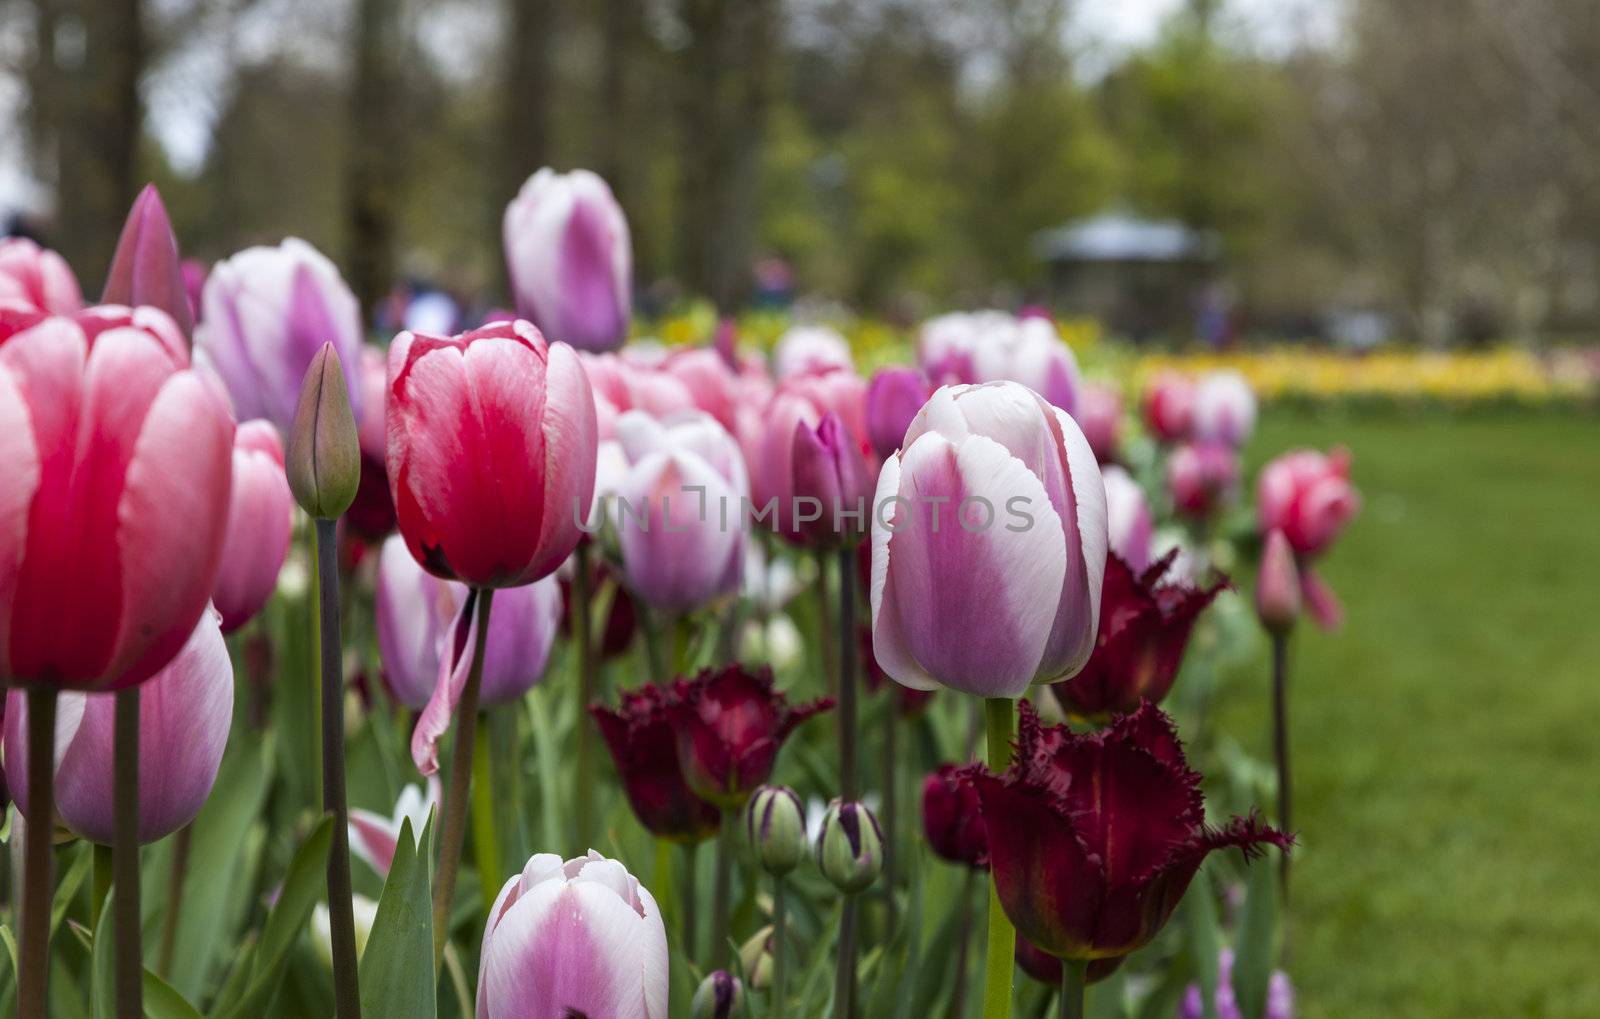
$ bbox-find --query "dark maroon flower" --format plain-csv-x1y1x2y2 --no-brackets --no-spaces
345,451,398,544
1051,551,1227,720
670,664,834,810
591,685,721,843
921,764,987,868
561,559,639,660
1014,935,1124,987
974,701,1290,969
861,625,935,718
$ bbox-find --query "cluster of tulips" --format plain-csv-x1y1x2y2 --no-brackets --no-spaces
0,167,1359,1019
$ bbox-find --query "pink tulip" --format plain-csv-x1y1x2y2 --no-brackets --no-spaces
1256,529,1302,634
1167,442,1240,519
0,305,233,689
1073,382,1122,464
865,366,931,461
1257,448,1360,557
0,238,83,314
375,534,563,710
503,168,632,353
349,777,441,877
3,608,233,843
387,319,598,589
196,238,364,433
212,421,294,633
870,382,1108,697
773,325,853,379
1192,370,1257,447
744,370,869,537
581,352,697,439
790,413,873,546
102,184,194,338
608,410,747,612
477,850,668,1019
181,260,207,325
916,312,1078,412
1142,371,1195,443
662,347,741,433
1101,465,1152,572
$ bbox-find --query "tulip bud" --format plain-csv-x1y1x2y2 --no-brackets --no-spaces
790,413,873,547
1256,529,1302,634
287,342,360,519
745,785,808,876
816,799,883,893
102,183,194,338
692,970,744,1019
737,927,774,990
922,765,987,868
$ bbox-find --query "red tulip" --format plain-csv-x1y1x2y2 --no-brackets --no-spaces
973,702,1290,968
1142,371,1195,443
1050,551,1227,720
590,684,721,843
386,319,598,588
212,421,294,633
921,764,987,868
0,305,233,689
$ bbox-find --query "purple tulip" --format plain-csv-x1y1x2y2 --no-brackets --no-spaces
212,421,294,633
1101,465,1153,573
866,366,931,461
102,183,194,338
503,168,632,353
772,324,853,379
1179,949,1295,1019
476,850,668,1018
375,534,563,711
790,412,873,546
195,237,364,433
870,382,1108,697
1192,370,1257,447
2,608,233,844
609,410,748,613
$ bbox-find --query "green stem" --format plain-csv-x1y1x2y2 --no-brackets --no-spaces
950,869,978,1019
92,844,113,928
881,704,898,918
681,842,700,961
836,548,858,800
641,603,669,683
470,718,501,914
113,688,142,1019
833,894,859,1019
711,809,735,967
815,550,837,695
981,697,1016,1019
1272,632,1292,906
433,587,495,968
315,518,362,1019
1057,958,1087,1019
772,877,789,1019
18,686,58,1019
573,543,597,850
157,823,193,976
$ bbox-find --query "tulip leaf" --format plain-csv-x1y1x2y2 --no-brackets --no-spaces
359,812,437,1019
144,971,206,1019
1231,850,1280,1019
91,892,114,1019
0,924,15,1016
1184,865,1223,1019
213,814,333,1019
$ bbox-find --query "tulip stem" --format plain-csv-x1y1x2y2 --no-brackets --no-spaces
315,517,362,1019
836,548,858,800
92,844,113,927
157,823,193,976
815,550,837,695
18,687,57,1019
833,894,859,1019
681,842,700,960
574,543,597,850
881,704,898,919
470,719,502,914
113,688,143,1019
432,586,494,968
1271,632,1292,905
711,808,735,967
951,868,978,1018
772,877,789,1019
1057,959,1087,1019
981,697,1016,1019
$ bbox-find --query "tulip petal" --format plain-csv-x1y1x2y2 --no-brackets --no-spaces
411,591,478,775
0,363,41,676
1034,407,1107,681
1300,565,1345,630
529,341,598,580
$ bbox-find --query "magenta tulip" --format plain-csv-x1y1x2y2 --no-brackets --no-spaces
1167,442,1240,519
744,369,868,529
0,238,83,314
102,183,194,338
1073,382,1123,464
865,366,931,461
772,325,853,379
3,608,233,843
1101,465,1153,572
1192,371,1256,448
788,413,873,546
212,420,294,633
0,305,233,690
1142,371,1195,443
196,238,364,434
503,168,632,353
477,850,668,1018
1257,448,1359,628
387,319,597,588
870,382,1108,697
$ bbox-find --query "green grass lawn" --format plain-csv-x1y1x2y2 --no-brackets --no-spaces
1219,411,1600,1018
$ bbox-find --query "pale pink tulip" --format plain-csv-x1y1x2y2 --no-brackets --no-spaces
212,421,294,632
1101,465,1152,572
1192,370,1257,447
0,239,82,314
772,325,853,379
349,776,441,877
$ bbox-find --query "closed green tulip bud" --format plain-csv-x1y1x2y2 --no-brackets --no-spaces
287,342,360,519
745,785,807,877
692,969,744,1019
816,798,883,894
737,925,774,990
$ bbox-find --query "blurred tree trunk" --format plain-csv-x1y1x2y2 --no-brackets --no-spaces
597,0,642,276
495,0,556,299
346,0,403,316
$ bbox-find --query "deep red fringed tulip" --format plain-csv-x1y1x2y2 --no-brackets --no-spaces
668,665,833,810
974,702,1291,969
386,319,598,588
1052,551,1227,720
591,684,722,843
102,184,194,339
0,305,233,689
921,764,987,868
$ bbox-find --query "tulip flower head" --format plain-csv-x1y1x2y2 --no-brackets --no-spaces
772,324,853,379
0,238,82,314
921,764,988,868
212,421,295,633
1167,442,1240,519
817,798,885,893
870,382,1108,698
745,784,808,876
1073,382,1123,464
386,319,598,589
287,342,360,520
1,305,233,689
102,183,193,338
973,702,1290,973
1051,551,1228,720
349,776,441,878
1142,371,1195,443
745,369,870,535
477,850,668,1019
3,609,233,844
788,412,874,547
1257,448,1360,628
1256,529,1302,635
692,970,744,1019
1101,465,1153,573
865,365,932,461
503,167,633,353
590,684,722,844
1192,371,1257,448
918,311,1080,413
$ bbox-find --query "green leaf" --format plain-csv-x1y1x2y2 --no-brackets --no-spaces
359,812,437,1019
213,814,334,1019
91,891,115,1019
1230,851,1280,1019
143,970,205,1019
1185,866,1223,1019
